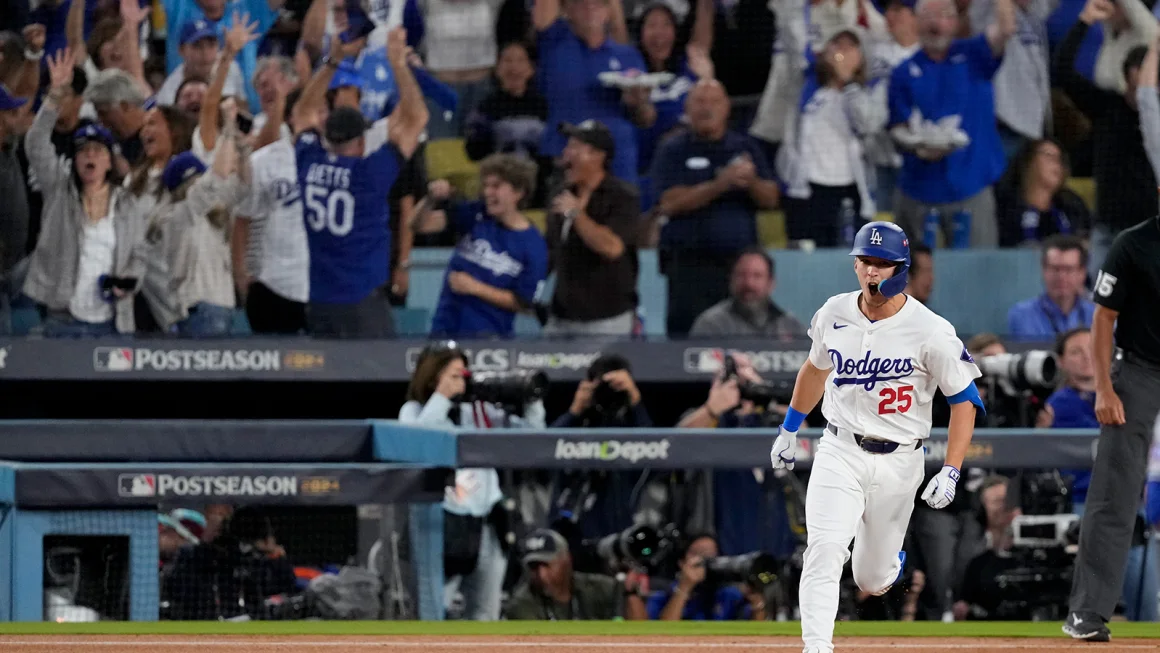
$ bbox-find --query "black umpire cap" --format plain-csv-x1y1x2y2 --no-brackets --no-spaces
558,119,615,161
325,106,368,145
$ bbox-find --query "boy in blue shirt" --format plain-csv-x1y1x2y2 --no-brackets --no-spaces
419,155,548,338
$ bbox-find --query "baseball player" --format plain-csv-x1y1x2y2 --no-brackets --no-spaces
770,222,985,653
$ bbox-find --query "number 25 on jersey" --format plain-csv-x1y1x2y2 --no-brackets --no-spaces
879,385,914,414
305,185,355,237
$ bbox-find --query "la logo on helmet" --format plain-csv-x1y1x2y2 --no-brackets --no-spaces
869,229,883,245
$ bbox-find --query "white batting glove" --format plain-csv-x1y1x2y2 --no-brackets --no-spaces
770,425,797,470
921,465,961,509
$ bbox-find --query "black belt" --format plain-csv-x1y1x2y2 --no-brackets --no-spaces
827,425,921,455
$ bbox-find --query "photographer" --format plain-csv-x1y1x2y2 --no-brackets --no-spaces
648,533,766,621
550,354,652,539
506,528,647,620
552,354,651,429
398,342,546,620
163,506,298,620
679,353,788,429
677,353,798,561
953,476,1024,621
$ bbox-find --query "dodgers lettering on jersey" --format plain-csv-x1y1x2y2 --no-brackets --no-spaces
808,291,981,444
430,202,548,338
295,131,402,304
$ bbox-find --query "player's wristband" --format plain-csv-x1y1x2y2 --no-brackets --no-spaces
783,407,806,432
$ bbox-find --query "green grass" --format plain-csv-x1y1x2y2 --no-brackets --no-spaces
1,620,1159,638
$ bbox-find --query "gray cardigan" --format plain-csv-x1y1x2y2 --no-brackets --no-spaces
153,171,247,326
22,103,146,334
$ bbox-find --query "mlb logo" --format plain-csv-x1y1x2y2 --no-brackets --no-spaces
94,347,133,371
683,348,725,373
118,474,156,497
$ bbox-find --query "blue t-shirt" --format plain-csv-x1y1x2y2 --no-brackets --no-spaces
1048,385,1097,504
536,19,648,184
1006,293,1095,340
163,0,278,110
646,583,751,620
430,202,548,338
651,130,769,254
295,131,402,304
888,34,1007,204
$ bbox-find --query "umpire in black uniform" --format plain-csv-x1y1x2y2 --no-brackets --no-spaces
1064,215,1160,641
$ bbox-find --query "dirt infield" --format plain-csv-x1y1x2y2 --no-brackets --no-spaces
3,635,1160,653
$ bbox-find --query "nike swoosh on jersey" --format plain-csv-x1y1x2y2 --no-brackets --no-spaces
833,323,848,329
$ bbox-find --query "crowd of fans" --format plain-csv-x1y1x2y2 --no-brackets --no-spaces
1,0,1157,340
5,0,1160,627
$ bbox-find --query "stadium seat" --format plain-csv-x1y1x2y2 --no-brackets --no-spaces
524,209,547,233
1066,177,1095,211
757,210,788,249
231,309,252,336
426,139,480,198
394,307,432,336
758,210,895,249
9,307,41,336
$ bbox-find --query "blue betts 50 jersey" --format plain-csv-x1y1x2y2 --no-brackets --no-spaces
295,130,403,304
430,202,548,338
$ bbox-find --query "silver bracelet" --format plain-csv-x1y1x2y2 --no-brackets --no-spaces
24,48,44,62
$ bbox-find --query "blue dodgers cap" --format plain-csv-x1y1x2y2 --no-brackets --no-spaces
328,62,365,91
161,151,208,191
180,20,220,47
0,84,28,111
72,123,116,150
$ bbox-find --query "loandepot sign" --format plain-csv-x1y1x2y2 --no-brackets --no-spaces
554,439,671,463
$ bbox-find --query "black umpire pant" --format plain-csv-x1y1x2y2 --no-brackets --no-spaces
1069,353,1160,620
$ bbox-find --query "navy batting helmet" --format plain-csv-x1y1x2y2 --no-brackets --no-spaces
849,221,911,298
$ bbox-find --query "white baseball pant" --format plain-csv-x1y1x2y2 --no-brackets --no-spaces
799,430,925,652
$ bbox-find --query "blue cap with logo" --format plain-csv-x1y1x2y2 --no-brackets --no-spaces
72,123,116,150
162,151,208,191
180,20,220,47
328,62,365,91
0,84,28,111
849,221,912,298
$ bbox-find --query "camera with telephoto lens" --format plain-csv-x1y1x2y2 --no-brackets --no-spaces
590,523,676,571
463,369,549,408
564,523,679,573
722,354,790,407
976,351,1060,390
702,552,781,589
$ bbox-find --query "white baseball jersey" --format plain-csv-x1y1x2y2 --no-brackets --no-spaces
241,138,311,303
808,291,982,445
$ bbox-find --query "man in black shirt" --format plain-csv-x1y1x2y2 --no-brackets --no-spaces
1064,215,1160,642
543,120,641,337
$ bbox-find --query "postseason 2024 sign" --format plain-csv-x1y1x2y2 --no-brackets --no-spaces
0,338,1056,383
